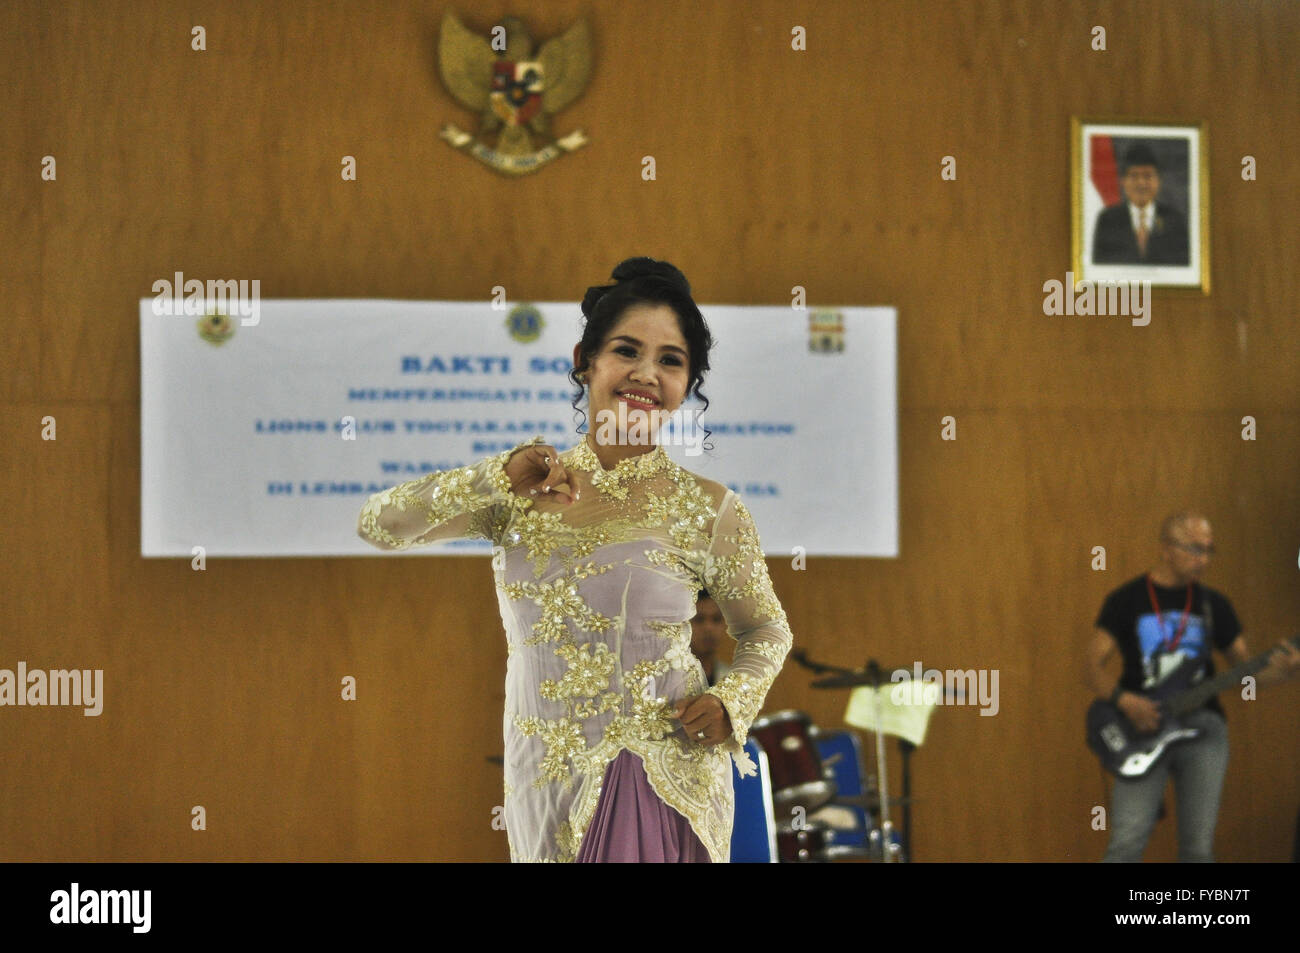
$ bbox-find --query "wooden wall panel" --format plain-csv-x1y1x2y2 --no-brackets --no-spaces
2,0,1296,862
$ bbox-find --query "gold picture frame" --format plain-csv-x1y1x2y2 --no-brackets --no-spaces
1071,117,1210,293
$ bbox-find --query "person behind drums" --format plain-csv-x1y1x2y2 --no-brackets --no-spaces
690,590,734,687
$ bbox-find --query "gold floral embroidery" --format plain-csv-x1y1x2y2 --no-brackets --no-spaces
649,619,698,673
625,658,667,686
625,679,676,741
597,700,675,751
700,497,793,749
568,438,673,501
572,692,623,720
357,436,540,550
539,642,617,706
553,820,579,862
705,672,763,742
514,714,586,788
504,573,615,646
645,547,691,575
509,508,571,570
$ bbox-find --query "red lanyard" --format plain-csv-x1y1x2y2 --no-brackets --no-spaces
1146,575,1193,652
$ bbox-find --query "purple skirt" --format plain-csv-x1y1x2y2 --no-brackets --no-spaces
575,749,712,863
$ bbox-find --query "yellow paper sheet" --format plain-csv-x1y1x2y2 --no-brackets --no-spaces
843,683,938,746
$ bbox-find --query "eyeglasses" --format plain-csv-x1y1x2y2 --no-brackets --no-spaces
1166,540,1215,557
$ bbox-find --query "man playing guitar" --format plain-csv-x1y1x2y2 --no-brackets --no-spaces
1084,511,1300,862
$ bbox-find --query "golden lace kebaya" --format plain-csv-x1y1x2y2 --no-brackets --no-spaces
357,433,794,862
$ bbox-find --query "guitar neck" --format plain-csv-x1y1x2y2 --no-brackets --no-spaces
1167,635,1299,716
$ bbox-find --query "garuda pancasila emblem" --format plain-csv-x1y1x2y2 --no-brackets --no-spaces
437,11,593,176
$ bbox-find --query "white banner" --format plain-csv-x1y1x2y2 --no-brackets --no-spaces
140,300,897,557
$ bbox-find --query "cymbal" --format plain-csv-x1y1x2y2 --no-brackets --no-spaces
771,780,836,815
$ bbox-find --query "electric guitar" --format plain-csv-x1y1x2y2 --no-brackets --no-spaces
1086,634,1299,778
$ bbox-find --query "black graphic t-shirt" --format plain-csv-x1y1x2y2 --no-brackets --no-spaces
1095,574,1240,717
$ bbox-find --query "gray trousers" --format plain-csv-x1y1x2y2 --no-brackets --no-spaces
1102,708,1229,862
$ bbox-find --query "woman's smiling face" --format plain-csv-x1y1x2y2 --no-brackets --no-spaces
575,303,691,445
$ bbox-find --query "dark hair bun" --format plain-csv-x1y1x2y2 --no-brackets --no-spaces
582,257,691,317
610,257,691,295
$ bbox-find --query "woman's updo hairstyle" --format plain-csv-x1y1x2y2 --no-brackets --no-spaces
570,257,714,451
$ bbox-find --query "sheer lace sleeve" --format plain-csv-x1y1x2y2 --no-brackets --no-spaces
700,490,794,750
356,434,545,550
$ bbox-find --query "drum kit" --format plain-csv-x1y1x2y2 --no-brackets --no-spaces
747,651,926,863
750,709,910,862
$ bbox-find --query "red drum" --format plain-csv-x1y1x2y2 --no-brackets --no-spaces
776,820,831,862
749,710,837,818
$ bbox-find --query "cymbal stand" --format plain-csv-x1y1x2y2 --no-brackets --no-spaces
899,739,914,861
865,660,903,863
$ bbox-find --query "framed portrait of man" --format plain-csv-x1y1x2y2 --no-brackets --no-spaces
1071,118,1209,292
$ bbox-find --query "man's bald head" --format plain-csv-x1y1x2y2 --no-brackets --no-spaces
1154,511,1214,586
1160,511,1211,544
